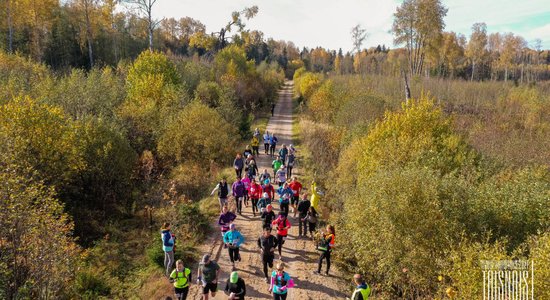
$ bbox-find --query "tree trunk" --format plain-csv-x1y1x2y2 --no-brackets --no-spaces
84,0,94,67
470,61,475,81
7,0,14,53
147,0,153,51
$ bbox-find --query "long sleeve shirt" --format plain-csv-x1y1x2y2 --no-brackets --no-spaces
225,278,246,299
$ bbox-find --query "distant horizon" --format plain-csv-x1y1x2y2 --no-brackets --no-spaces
143,0,550,51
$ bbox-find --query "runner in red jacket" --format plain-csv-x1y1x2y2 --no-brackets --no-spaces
249,178,262,217
262,179,276,200
272,213,291,259
288,177,303,218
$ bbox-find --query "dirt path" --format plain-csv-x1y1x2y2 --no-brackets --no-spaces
187,81,349,299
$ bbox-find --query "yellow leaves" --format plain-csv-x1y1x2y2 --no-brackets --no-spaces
158,101,236,166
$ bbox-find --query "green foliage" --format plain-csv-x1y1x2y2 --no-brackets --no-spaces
339,166,456,296
0,168,79,298
74,271,111,298
45,68,126,120
158,101,236,166
471,168,550,249
0,96,83,188
438,239,511,300
338,97,478,187
294,69,323,99
120,51,188,150
528,232,550,300
0,51,52,103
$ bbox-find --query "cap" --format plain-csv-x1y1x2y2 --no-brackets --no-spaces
264,179,270,184
229,223,236,229
263,192,269,198
230,271,239,283
201,254,210,264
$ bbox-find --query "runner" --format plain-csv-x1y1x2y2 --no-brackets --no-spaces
271,155,283,178
218,205,237,245
258,227,279,282
224,271,246,300
243,145,253,160
314,224,335,276
198,254,220,300
271,103,275,117
161,222,175,277
249,178,262,216
350,274,371,300
259,168,271,183
310,181,323,210
286,152,296,178
288,176,303,217
276,182,293,215
272,212,291,259
263,130,271,154
288,144,296,156
303,206,318,240
233,154,244,178
261,204,276,230
231,177,245,215
257,192,272,212
269,262,294,300
251,135,260,156
169,259,192,300
253,127,261,138
262,179,276,200
210,177,229,211
276,165,287,187
223,224,245,271
278,144,288,166
269,134,278,157
241,175,251,207
297,194,311,237
247,158,259,179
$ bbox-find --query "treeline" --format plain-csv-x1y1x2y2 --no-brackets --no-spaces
0,45,283,297
0,1,299,74
295,70,550,299
298,0,550,83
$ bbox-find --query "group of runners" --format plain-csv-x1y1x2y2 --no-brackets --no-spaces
160,126,370,299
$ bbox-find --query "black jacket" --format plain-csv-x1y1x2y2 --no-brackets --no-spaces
257,235,278,256
225,278,246,299
297,199,311,217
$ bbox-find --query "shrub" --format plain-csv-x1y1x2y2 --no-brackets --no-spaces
158,101,237,166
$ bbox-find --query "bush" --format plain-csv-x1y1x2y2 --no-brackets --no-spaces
158,101,237,166
74,271,111,298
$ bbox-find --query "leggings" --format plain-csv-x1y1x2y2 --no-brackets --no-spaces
280,202,289,215
270,145,276,156
264,143,269,153
253,146,259,155
244,193,249,206
273,293,287,300
317,250,331,273
174,287,189,300
286,166,293,179
276,234,286,256
228,247,240,263
251,198,259,215
236,168,243,178
262,254,274,278
236,197,243,214
164,251,175,276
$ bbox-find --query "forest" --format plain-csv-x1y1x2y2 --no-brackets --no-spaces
1,0,549,299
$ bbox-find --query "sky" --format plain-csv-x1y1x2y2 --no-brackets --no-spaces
147,0,550,51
